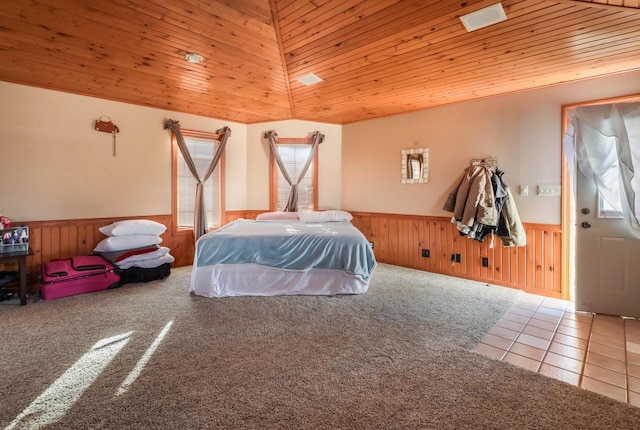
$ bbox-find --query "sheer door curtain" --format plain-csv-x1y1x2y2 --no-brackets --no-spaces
564,102,640,235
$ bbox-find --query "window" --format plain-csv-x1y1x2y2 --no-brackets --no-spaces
598,192,624,219
270,138,318,211
172,129,225,233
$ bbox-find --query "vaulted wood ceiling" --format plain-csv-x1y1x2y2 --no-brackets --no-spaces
1,0,639,124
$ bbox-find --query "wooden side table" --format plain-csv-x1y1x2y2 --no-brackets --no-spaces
0,247,34,305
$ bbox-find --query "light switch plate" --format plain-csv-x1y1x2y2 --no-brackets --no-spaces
537,185,561,196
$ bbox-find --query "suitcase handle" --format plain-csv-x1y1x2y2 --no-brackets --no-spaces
71,257,109,272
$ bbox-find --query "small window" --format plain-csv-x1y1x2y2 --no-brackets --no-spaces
598,194,623,219
270,139,318,212
172,130,225,233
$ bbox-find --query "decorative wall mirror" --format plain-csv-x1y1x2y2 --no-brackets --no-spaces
401,148,429,184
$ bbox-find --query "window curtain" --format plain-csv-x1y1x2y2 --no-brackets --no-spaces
264,130,324,212
164,119,231,240
563,102,640,235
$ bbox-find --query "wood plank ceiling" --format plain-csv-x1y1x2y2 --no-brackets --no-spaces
0,0,638,124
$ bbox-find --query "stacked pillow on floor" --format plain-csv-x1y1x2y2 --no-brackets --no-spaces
94,219,174,284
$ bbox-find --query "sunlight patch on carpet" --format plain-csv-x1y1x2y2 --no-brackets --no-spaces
5,332,132,430
116,320,174,397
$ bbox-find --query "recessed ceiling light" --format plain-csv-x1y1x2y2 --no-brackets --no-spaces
185,52,203,63
297,73,323,86
460,3,507,32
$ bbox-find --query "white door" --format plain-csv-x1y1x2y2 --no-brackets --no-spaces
574,124,640,318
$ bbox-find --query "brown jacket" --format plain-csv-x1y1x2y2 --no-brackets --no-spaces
444,165,498,227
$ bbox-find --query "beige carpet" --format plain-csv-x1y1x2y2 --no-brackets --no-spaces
2,263,640,429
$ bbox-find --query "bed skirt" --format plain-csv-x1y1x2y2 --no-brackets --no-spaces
189,263,369,298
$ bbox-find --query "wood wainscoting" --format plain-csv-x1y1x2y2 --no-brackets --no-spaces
349,212,565,299
2,210,563,299
1,211,264,295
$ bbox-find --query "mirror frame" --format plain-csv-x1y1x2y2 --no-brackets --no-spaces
401,148,429,184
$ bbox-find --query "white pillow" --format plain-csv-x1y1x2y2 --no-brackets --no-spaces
117,246,171,264
94,235,163,253
256,211,299,221
116,254,175,270
298,210,353,223
99,219,167,236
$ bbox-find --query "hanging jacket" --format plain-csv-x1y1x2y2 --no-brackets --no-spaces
473,170,508,242
497,187,527,247
445,163,526,247
444,165,498,227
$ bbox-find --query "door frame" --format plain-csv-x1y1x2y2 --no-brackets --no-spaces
561,93,640,302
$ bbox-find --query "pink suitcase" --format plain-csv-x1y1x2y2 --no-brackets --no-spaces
41,255,121,300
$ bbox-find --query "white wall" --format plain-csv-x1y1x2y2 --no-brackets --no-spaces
341,71,640,224
246,120,343,210
3,71,639,223
0,82,247,221
0,82,343,222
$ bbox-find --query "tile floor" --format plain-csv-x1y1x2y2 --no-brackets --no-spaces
473,292,640,407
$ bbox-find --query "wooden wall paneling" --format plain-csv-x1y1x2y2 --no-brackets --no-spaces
347,211,565,298
469,240,482,278
52,226,61,261
370,217,381,261
395,217,404,267
396,218,410,264
388,217,399,265
77,225,88,256
500,242,510,285
409,218,420,269
436,224,444,272
438,221,447,273
409,219,417,268
400,218,409,267
516,245,525,288
7,214,176,294
400,218,409,268
495,240,505,283
511,246,519,286
423,221,438,270
479,238,489,280
355,214,373,247
428,220,439,271
553,231,563,295
450,222,459,274
451,223,462,275
170,234,189,268
524,229,534,288
490,240,500,282
362,215,373,242
416,219,428,271
490,239,500,282
406,218,415,268
84,224,97,255
543,230,554,294
463,236,472,278
443,219,452,273
40,226,52,265
534,230,545,291
379,217,389,263
26,226,42,292
9,211,565,299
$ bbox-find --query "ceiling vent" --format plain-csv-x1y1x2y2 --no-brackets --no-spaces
460,3,507,32
297,73,323,86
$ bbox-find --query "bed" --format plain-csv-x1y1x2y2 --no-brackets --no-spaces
189,214,377,298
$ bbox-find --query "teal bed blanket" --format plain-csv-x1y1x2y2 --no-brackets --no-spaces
194,219,376,281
